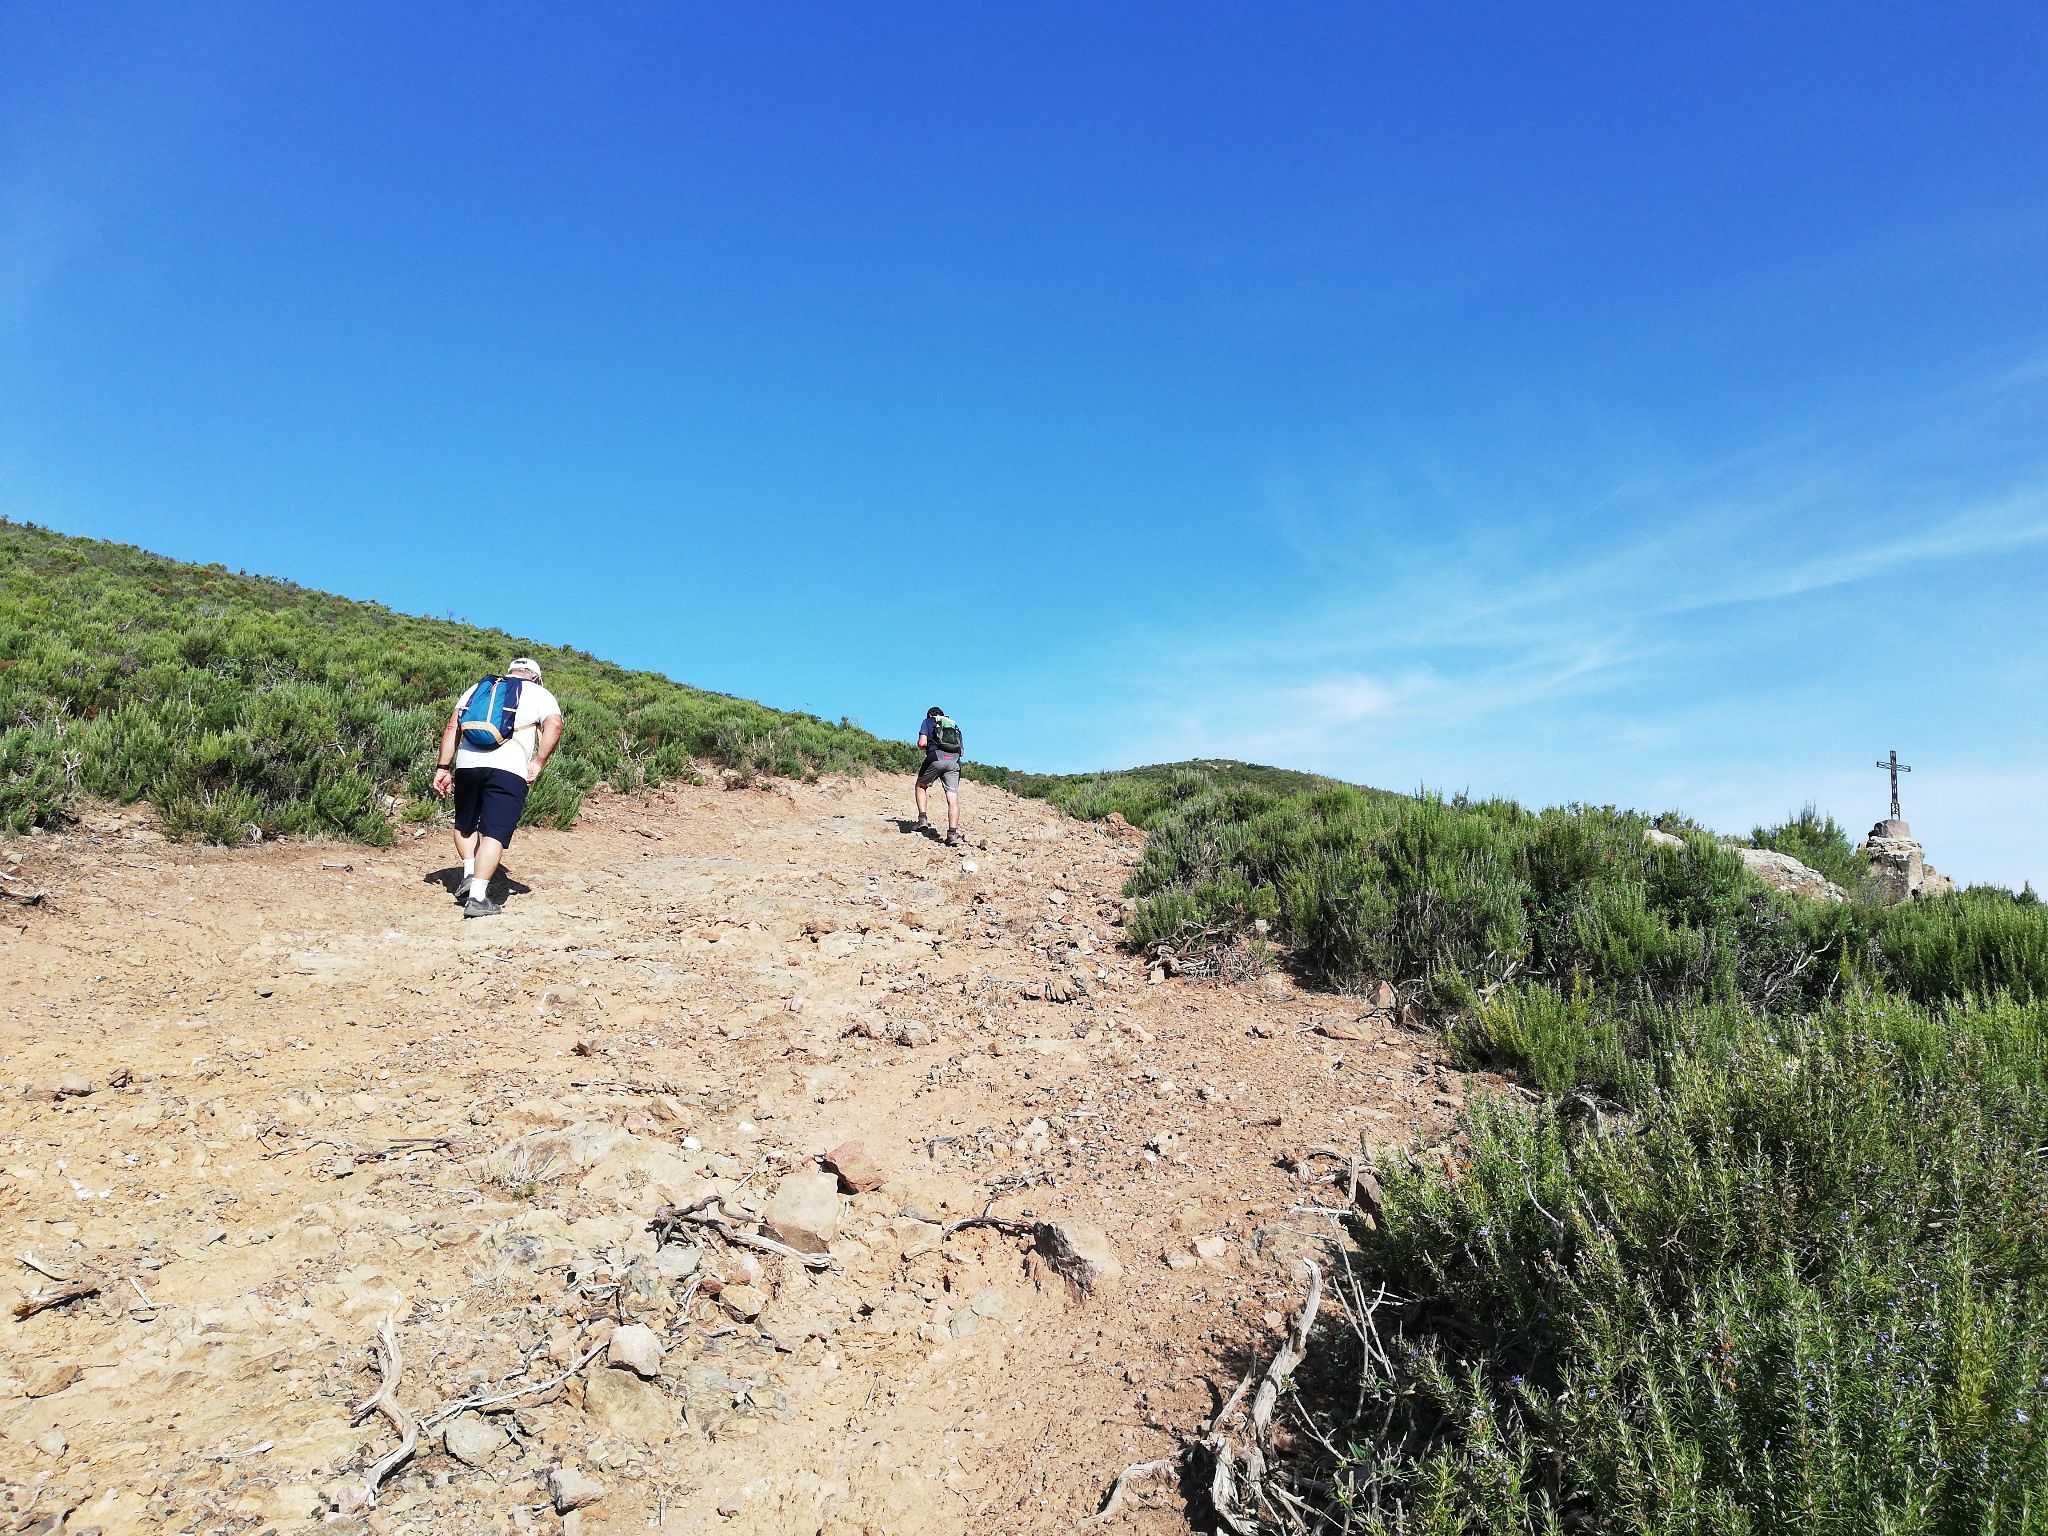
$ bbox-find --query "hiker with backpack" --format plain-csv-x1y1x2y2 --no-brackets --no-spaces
913,706,966,846
430,658,565,917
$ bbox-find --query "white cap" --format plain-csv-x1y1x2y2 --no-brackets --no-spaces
507,657,543,682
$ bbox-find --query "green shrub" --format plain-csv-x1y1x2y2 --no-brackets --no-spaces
1879,889,2048,1004
0,521,914,843
1035,762,2048,1534
1328,998,2048,1534
1750,803,1871,892
158,783,266,844
1447,978,1620,1094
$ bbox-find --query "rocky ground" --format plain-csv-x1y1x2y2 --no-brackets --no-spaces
0,773,1464,1535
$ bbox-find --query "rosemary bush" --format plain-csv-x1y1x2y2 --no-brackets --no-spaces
0,521,914,841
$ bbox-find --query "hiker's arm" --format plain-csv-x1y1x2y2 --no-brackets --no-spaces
431,710,461,799
917,733,930,751
527,715,564,784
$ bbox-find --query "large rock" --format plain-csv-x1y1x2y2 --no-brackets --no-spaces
1643,827,1685,850
761,1170,841,1254
606,1322,663,1379
582,1365,678,1441
718,1283,766,1320
442,1413,506,1467
1863,827,1930,904
1733,846,1846,903
947,1287,1015,1337
654,1244,701,1280
549,1467,606,1513
824,1140,884,1193
1318,1017,1384,1042
1033,1219,1122,1295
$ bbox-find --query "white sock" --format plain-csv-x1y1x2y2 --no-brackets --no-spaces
468,876,490,902
461,857,475,880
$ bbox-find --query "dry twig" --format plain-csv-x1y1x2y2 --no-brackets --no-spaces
941,1173,1047,1239
1209,1260,1325,1534
1207,1372,1255,1532
567,1078,685,1095
13,1281,99,1318
654,1195,834,1270
1083,1455,1179,1525
262,1134,451,1163
16,1252,73,1282
351,1316,419,1507
417,1339,607,1431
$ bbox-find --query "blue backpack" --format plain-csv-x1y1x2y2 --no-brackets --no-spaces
458,675,524,750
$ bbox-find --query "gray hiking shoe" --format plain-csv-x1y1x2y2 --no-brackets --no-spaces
944,828,963,847
462,896,504,918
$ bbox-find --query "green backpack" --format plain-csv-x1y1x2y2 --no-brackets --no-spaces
929,715,963,754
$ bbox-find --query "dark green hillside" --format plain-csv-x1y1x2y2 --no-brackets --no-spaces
973,756,1378,819
0,521,914,842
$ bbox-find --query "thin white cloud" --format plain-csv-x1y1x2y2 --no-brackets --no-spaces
1662,488,2048,613
1087,352,2048,886
1291,673,1405,724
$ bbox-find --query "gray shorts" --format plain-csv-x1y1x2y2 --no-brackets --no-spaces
917,755,961,793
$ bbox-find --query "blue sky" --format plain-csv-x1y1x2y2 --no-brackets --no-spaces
4,4,2045,887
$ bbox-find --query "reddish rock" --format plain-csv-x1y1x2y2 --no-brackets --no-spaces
823,1140,884,1193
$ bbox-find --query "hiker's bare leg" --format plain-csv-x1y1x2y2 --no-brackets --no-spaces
474,836,508,887
454,827,478,866
914,781,930,823
944,788,960,833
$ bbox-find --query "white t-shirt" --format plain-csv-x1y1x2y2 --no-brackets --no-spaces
454,679,564,774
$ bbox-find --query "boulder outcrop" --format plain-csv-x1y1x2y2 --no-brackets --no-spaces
1861,820,1953,903
1731,846,1846,903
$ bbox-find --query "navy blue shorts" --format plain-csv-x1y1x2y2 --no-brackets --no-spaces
452,767,530,846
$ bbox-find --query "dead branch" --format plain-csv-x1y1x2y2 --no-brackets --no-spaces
350,1316,418,1507
417,1339,607,1430
1207,1372,1255,1534
1209,1260,1325,1535
942,1174,1047,1239
373,1136,452,1158
343,1315,611,1508
13,1280,99,1319
16,1252,73,1282
1083,1455,1180,1525
941,1214,1035,1239
566,1078,685,1095
262,1134,451,1163
653,1196,834,1271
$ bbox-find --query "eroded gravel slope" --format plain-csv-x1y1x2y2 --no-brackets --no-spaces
1,775,1462,1535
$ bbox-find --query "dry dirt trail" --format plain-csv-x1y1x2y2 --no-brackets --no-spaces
1,774,1463,1536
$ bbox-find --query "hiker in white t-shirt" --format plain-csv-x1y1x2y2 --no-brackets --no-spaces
430,658,565,917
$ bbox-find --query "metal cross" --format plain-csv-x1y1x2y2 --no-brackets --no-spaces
1875,749,1912,822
